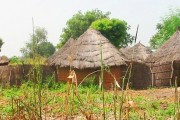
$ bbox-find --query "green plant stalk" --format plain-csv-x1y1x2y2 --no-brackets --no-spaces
119,34,136,119
70,83,75,118
37,64,42,120
119,65,131,120
11,96,14,115
32,69,37,114
65,95,69,119
105,69,118,120
32,18,43,119
113,80,117,120
174,77,179,119
32,18,38,118
100,43,105,120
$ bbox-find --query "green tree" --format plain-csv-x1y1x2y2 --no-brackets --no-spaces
90,18,134,48
38,42,55,57
0,38,4,52
21,27,55,58
9,56,21,64
150,9,180,49
57,9,110,48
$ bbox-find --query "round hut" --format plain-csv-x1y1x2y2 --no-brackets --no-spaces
120,42,152,89
0,56,9,66
120,42,152,63
146,28,180,87
48,38,75,64
49,28,127,89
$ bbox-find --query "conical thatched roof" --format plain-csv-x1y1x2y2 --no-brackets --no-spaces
146,29,180,64
0,56,9,65
49,28,127,69
119,46,130,53
120,42,152,62
48,38,75,64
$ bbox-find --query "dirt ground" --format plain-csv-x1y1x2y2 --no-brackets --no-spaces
126,87,175,102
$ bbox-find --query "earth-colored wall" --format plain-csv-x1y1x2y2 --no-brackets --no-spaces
129,62,151,89
57,66,127,89
0,65,55,87
150,61,180,87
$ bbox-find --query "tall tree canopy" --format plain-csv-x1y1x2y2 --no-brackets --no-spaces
90,18,134,48
21,27,55,58
57,9,110,48
38,42,55,58
150,9,180,49
0,38,3,52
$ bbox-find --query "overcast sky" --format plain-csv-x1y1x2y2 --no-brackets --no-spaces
0,0,180,57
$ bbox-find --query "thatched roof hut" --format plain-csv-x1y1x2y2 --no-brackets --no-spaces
120,42,152,63
48,38,75,65
146,29,180,87
49,28,127,69
0,56,9,66
119,43,152,89
147,29,180,64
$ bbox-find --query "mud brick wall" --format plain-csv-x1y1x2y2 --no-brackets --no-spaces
57,66,127,89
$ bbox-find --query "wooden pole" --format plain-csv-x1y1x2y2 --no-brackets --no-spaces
170,61,174,86
0,67,4,87
56,66,59,82
9,69,12,86
150,63,154,87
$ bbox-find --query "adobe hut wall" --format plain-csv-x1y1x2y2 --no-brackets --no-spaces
57,65,127,89
102,65,127,89
127,62,151,89
56,67,96,84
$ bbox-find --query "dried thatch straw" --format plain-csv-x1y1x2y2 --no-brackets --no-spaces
146,29,180,64
49,28,127,69
48,38,75,64
120,42,152,63
0,56,9,66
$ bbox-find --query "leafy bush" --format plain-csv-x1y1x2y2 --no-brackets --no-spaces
9,56,21,65
81,75,97,87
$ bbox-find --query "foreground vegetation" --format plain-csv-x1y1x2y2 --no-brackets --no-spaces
0,80,178,120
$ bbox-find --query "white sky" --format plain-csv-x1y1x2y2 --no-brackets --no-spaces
0,0,180,57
